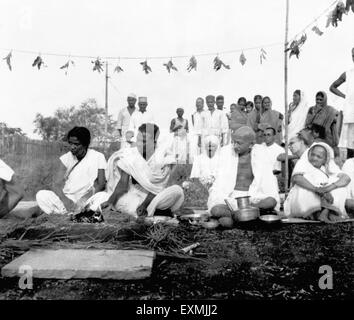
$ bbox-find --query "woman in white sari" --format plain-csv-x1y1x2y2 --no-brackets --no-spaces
288,90,310,140
284,142,351,222
190,135,221,189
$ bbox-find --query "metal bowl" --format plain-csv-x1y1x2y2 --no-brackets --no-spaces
235,196,251,209
259,214,282,225
232,206,260,222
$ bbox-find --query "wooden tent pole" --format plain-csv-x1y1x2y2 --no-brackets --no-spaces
284,0,290,197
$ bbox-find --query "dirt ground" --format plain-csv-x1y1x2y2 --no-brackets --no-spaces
0,215,353,300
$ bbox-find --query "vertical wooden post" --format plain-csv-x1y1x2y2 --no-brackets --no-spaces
284,0,290,196
105,61,109,137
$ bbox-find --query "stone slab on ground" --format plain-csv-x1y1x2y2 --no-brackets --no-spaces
1,249,155,280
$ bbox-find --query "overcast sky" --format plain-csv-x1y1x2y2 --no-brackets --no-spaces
1,0,353,138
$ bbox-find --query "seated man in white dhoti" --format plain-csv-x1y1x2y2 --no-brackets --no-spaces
208,126,279,225
36,127,108,215
101,123,184,218
342,157,354,216
190,135,221,189
284,142,351,223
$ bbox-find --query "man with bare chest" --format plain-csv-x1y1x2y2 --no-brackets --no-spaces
207,126,279,226
234,152,253,191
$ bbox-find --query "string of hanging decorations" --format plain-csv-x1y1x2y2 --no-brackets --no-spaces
1,0,352,74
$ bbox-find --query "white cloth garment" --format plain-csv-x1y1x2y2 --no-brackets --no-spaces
204,109,229,141
338,123,354,149
190,135,221,187
343,68,354,124
128,111,155,142
262,142,285,172
190,110,207,162
36,189,110,215
288,91,309,139
207,143,280,211
342,158,354,199
117,107,136,147
284,142,348,218
36,149,107,214
113,184,184,217
0,159,14,182
172,117,189,163
60,149,107,202
105,143,183,217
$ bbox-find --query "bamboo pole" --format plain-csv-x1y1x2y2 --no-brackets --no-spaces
104,61,109,137
284,0,290,196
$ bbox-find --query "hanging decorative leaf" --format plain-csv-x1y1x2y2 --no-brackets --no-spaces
163,60,178,73
91,57,104,73
260,48,267,64
140,60,152,74
114,64,124,73
327,2,346,27
187,56,197,72
60,59,75,75
285,34,307,59
32,55,46,69
345,0,354,13
239,52,247,66
3,51,12,71
213,56,230,71
312,25,324,36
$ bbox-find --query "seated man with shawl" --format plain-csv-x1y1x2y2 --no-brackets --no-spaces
101,123,184,218
284,142,350,223
208,126,279,225
190,135,221,189
36,127,108,215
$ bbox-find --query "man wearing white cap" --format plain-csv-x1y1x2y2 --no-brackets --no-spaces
127,96,155,142
117,93,137,148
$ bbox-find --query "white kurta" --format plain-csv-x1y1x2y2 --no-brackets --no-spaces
117,107,136,147
190,111,207,161
172,118,189,164
0,159,14,182
128,110,155,142
204,109,229,141
262,142,285,172
36,149,108,214
339,68,354,149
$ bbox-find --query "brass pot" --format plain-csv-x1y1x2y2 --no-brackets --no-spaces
232,206,260,222
236,196,251,209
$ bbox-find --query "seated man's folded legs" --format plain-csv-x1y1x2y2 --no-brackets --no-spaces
147,185,184,216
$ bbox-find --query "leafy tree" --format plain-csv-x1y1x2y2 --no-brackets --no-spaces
33,99,117,142
0,122,27,136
